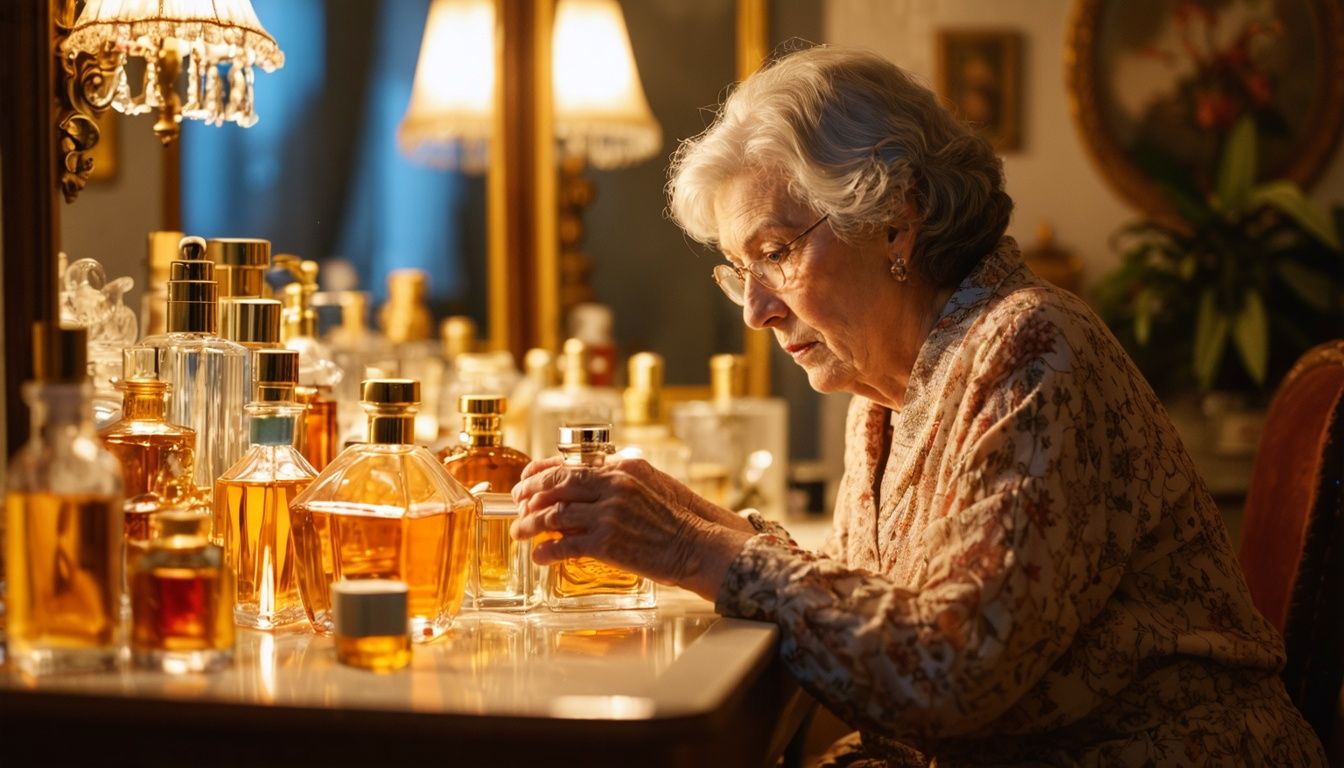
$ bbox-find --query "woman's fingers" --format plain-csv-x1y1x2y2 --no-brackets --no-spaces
511,500,591,539
519,456,564,481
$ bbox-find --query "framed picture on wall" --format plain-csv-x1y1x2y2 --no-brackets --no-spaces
1066,0,1344,217
936,29,1022,152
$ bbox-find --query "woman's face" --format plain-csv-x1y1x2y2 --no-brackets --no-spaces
712,173,900,398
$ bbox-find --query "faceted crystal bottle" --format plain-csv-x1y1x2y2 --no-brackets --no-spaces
440,395,535,611
100,346,198,502
615,352,690,481
543,424,655,611
528,338,622,460
290,379,478,641
215,350,317,629
140,239,248,501
131,509,234,672
6,324,126,675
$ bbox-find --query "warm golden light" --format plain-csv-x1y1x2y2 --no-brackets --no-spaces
398,0,497,172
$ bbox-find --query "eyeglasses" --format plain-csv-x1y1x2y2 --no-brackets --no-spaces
711,214,829,306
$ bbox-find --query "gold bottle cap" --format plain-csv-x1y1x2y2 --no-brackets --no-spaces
32,323,88,383
169,258,215,283
148,509,211,543
226,298,282,345
282,282,317,340
524,348,558,386
336,291,370,335
207,237,271,267
557,423,611,449
387,269,427,295
332,579,409,639
623,352,664,425
710,353,747,402
362,378,420,406
256,348,299,386
440,316,477,359
561,337,590,387
122,346,162,381
459,394,506,415
147,231,183,277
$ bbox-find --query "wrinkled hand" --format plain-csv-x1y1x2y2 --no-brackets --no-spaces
510,457,754,601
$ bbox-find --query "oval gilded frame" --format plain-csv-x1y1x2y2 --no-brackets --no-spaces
1065,0,1344,217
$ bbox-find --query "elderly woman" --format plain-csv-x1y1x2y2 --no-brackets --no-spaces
511,46,1324,765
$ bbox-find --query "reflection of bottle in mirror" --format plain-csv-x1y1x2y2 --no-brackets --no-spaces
6,325,125,676
505,348,557,452
615,352,690,481
528,338,622,460
380,270,444,444
440,395,536,611
669,354,788,519
568,302,617,386
542,424,655,611
289,379,477,642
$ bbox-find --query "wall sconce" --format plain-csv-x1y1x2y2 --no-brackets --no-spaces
55,0,285,201
399,0,661,315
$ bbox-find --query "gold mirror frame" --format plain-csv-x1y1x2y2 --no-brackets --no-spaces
1065,0,1344,218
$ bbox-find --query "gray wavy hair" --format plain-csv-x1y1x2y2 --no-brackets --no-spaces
667,45,1013,288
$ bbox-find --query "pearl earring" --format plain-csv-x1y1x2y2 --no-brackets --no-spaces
890,258,908,282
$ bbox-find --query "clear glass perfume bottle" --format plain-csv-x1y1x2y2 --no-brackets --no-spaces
438,350,519,445
380,270,444,444
542,424,655,611
327,291,398,444
616,352,691,482
131,509,234,672
528,338,622,460
100,346,198,503
60,256,139,430
505,348,556,452
6,324,125,675
440,395,535,611
140,238,248,502
669,354,789,518
216,350,317,630
290,379,478,642
276,258,343,471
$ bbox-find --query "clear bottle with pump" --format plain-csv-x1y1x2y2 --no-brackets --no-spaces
290,379,477,641
130,509,234,672
440,395,535,611
505,348,556,452
528,338,622,460
6,324,125,675
380,270,444,444
542,424,655,611
615,352,690,481
216,349,317,630
670,354,789,518
100,346,198,503
140,238,248,501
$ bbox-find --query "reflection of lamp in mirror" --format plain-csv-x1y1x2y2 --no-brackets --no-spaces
60,0,285,144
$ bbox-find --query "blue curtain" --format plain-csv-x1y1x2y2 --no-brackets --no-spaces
182,0,472,308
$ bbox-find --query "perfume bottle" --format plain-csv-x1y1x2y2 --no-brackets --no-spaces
380,270,444,444
142,231,183,338
528,338,622,460
332,579,411,673
434,315,479,434
224,298,283,416
567,302,618,386
100,346,198,502
669,354,789,518
290,379,477,641
60,256,139,430
216,350,316,630
616,352,691,481
505,348,556,452
328,291,397,444
6,324,125,675
130,509,234,672
437,350,520,445
209,237,271,341
440,395,535,611
140,238,248,501
275,257,342,470
543,424,655,611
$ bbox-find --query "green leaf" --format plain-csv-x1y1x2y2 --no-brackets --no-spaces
1275,260,1337,312
1230,290,1269,386
1247,181,1342,250
1194,290,1229,391
1216,116,1257,212
1134,288,1155,346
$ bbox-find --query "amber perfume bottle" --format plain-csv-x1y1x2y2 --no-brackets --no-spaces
100,346,198,502
6,324,126,675
276,257,343,471
290,379,478,642
440,395,535,611
216,350,317,630
131,510,234,672
528,338,622,460
616,352,690,481
543,424,655,611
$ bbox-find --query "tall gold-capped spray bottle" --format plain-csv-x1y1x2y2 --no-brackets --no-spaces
616,352,690,481
527,338,622,460
209,237,271,336
216,349,317,630
6,324,126,675
140,238,249,502
290,379,478,641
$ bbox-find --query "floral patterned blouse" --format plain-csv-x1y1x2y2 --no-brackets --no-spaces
715,238,1325,766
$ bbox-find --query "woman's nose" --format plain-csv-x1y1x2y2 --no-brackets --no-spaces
742,276,786,329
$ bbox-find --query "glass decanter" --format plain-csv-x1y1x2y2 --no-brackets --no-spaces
290,379,478,642
6,324,125,675
59,255,139,430
440,395,536,611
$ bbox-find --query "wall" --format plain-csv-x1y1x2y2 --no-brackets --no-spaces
823,0,1344,281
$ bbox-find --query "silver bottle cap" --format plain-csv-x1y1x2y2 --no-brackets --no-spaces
557,423,611,449
332,580,410,639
